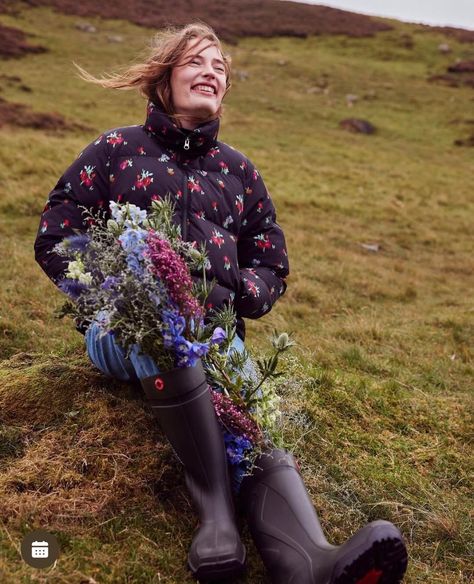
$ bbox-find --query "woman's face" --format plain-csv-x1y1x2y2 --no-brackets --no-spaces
170,38,227,129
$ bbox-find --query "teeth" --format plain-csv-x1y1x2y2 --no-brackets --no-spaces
193,85,215,94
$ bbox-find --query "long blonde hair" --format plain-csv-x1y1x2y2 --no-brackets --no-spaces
75,22,232,122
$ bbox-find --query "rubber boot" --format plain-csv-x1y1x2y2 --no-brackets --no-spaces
141,360,246,581
240,448,408,584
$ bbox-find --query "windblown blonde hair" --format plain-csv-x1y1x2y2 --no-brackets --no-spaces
74,22,232,124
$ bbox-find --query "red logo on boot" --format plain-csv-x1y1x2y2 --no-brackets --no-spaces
356,568,383,584
154,377,165,391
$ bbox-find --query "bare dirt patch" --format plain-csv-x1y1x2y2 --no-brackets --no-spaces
0,97,90,133
0,23,47,59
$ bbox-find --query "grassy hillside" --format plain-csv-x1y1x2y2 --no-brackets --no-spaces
0,4,473,583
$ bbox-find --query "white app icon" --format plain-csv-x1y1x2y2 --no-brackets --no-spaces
31,541,49,558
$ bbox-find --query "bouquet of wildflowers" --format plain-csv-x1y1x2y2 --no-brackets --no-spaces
54,198,295,479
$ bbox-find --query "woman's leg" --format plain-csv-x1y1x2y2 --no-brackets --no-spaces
85,323,245,579
85,321,139,382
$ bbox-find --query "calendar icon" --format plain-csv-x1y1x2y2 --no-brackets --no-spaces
31,541,49,559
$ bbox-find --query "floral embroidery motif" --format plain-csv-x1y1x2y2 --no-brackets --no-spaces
219,161,229,175
223,215,234,229
210,229,225,248
235,195,244,215
188,176,204,194
133,170,154,190
244,278,260,298
106,131,127,147
79,165,96,189
254,233,273,252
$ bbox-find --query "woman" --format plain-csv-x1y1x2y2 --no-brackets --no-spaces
34,23,407,584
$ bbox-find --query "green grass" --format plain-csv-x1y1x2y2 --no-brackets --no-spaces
0,5,473,583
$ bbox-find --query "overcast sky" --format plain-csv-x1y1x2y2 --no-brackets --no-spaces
284,0,474,30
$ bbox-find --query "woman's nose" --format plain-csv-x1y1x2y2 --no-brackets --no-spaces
201,61,216,78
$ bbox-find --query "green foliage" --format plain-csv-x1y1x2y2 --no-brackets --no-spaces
0,5,472,583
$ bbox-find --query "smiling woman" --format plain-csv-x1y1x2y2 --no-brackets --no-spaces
33,21,407,584
170,40,227,128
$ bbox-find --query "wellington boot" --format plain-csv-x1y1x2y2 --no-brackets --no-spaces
141,360,246,582
240,448,408,584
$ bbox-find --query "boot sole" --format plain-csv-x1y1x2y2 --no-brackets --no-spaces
190,555,246,582
332,535,408,584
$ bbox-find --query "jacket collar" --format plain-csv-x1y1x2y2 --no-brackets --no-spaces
144,100,220,156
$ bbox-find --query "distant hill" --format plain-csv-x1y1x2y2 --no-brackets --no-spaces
2,0,394,54
2,0,473,60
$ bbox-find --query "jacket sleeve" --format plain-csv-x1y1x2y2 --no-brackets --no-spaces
234,160,289,319
34,134,111,284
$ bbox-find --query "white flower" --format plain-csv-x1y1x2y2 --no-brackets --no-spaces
109,201,124,223
126,204,147,225
66,259,85,280
78,272,93,285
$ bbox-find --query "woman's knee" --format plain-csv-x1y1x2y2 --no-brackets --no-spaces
85,324,137,382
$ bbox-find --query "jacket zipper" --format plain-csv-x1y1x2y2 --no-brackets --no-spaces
179,135,191,240
181,172,190,240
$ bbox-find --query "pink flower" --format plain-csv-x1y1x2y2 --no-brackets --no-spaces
210,390,262,444
145,232,203,319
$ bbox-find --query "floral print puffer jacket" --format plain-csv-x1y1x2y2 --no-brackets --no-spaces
34,101,289,340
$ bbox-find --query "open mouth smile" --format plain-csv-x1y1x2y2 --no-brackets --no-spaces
191,84,217,97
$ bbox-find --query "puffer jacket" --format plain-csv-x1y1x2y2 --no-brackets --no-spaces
34,101,289,340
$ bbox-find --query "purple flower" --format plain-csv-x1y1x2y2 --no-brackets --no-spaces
224,432,253,465
63,234,90,252
211,390,262,444
211,326,227,345
145,232,203,319
58,278,88,299
161,309,210,367
101,276,120,290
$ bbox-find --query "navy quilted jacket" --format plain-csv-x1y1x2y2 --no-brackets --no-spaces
34,101,289,340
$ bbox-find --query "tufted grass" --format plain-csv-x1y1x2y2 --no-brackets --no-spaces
0,5,473,583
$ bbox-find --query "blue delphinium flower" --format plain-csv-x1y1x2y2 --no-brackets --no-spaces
118,228,148,276
162,309,210,367
224,432,253,466
118,228,147,252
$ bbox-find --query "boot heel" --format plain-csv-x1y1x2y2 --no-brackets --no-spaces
332,522,408,584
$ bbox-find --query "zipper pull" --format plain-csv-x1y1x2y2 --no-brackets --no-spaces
184,136,190,150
